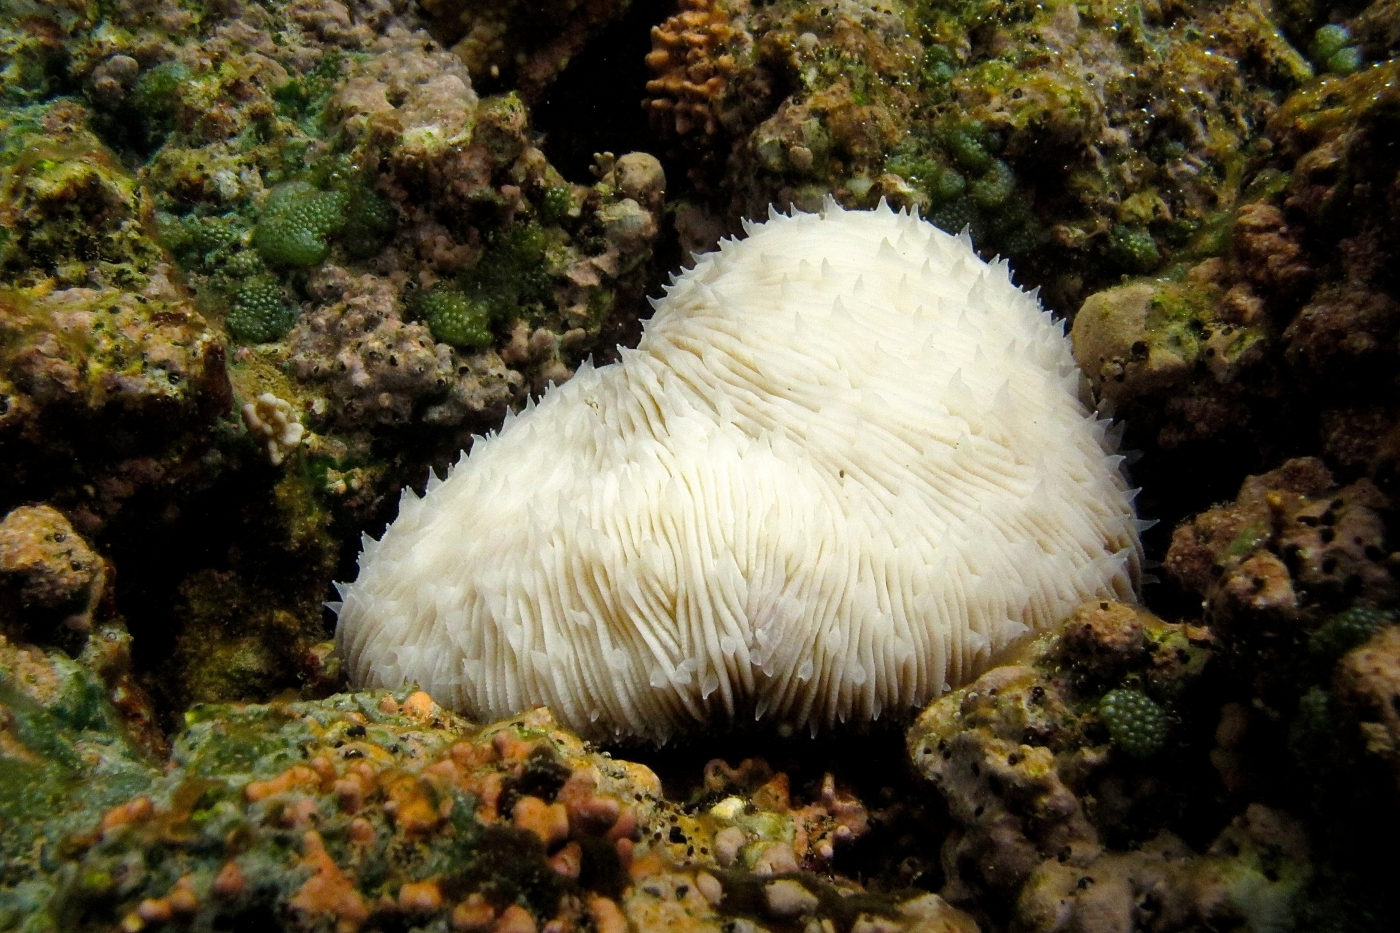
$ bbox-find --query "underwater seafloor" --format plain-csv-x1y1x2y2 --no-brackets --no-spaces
2,0,1399,930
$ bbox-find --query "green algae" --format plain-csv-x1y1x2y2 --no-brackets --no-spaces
128,59,189,147
1098,687,1169,759
336,178,396,259
412,283,495,350
407,220,560,345
252,181,349,268
0,102,164,288
226,277,297,344
1308,606,1397,669
0,651,157,891
1309,24,1362,75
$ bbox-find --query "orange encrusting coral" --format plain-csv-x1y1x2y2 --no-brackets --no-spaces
645,0,749,143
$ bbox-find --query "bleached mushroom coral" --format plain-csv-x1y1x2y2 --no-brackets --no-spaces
335,199,1142,741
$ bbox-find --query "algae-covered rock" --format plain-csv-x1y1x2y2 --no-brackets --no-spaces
0,281,231,535
1164,457,1400,930
908,602,1217,914
1070,48,1400,516
0,634,160,925
0,506,104,638
0,100,166,290
1071,273,1269,412
1165,458,1397,697
1017,804,1311,933
646,0,1310,309
1,689,972,933
905,600,1327,933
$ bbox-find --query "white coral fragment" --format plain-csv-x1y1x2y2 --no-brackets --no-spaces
335,200,1141,741
242,392,306,466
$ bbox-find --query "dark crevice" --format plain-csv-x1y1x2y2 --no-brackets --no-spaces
532,0,677,183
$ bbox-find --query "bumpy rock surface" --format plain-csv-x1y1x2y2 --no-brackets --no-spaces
0,671,975,933
0,0,671,719
0,506,104,635
1163,457,1399,930
907,600,1319,933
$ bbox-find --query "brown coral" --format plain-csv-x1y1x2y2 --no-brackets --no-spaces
645,0,753,145
1334,625,1400,792
0,505,104,633
1231,202,1315,297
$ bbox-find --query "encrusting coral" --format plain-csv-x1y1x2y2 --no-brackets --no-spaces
0,671,977,933
337,200,1142,741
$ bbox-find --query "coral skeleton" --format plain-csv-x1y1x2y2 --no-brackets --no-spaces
335,200,1141,740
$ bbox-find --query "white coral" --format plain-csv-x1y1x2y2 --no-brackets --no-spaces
335,200,1142,741
242,393,305,466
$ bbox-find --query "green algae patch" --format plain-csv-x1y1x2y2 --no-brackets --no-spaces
1308,606,1397,669
412,283,495,350
0,102,165,288
1308,24,1362,76
0,642,159,891
337,179,396,259
226,277,297,344
1269,59,1400,146
178,703,301,779
409,221,562,346
1097,688,1169,759
252,181,349,268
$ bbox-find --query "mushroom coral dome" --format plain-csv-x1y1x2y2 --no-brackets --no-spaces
335,200,1142,741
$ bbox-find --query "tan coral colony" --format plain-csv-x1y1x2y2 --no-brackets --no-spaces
335,199,1142,741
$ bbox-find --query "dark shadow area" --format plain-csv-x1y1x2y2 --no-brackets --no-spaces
533,0,676,183
606,718,952,892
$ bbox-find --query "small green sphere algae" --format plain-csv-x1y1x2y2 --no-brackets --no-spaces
1309,605,1396,666
130,61,189,144
227,279,297,344
938,118,993,173
338,182,397,259
1109,225,1162,274
253,181,348,268
969,159,1016,209
1098,688,1168,759
412,284,494,350
1310,25,1363,76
